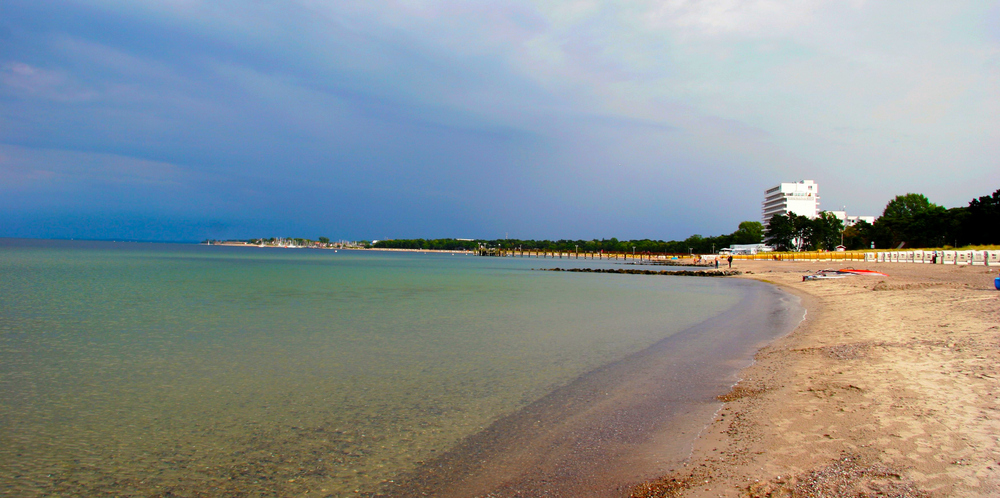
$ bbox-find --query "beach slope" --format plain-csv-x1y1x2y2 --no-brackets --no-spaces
634,261,1000,497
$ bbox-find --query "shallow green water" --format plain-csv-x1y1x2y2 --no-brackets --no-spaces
0,240,741,496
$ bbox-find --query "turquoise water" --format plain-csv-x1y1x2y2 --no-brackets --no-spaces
0,239,742,496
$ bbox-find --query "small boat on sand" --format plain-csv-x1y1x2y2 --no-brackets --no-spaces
837,268,888,276
803,274,848,281
803,268,888,281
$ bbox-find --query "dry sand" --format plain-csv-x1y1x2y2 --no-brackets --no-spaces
633,260,1000,497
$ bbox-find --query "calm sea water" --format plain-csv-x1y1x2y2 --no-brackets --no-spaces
0,239,748,496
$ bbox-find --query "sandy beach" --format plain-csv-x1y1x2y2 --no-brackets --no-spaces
634,260,1000,497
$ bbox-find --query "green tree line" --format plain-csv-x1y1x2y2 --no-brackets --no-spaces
765,188,1000,251
372,221,766,255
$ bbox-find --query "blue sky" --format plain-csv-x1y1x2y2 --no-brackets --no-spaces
2,1,998,242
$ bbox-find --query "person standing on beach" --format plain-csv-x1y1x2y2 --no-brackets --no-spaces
727,255,733,268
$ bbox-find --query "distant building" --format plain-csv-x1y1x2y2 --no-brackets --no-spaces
762,180,820,224
720,243,773,255
827,211,876,227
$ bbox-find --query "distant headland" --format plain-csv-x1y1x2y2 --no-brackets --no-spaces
202,237,368,249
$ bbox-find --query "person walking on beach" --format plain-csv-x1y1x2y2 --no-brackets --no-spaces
727,255,733,268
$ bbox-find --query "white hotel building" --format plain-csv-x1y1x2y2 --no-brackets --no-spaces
762,180,820,224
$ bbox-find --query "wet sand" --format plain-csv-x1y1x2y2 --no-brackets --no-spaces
382,279,803,497
634,260,1000,497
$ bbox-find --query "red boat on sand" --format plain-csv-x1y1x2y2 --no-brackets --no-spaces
837,268,888,276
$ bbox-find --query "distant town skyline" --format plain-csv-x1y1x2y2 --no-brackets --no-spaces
2,1,998,242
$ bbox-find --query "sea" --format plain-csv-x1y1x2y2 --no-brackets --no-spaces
0,239,802,497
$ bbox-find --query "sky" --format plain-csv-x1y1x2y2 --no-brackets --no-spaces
1,0,998,242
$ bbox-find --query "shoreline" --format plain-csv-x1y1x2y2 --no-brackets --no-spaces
382,279,804,497
634,260,1000,497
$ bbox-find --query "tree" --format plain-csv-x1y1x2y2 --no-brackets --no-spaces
964,188,1000,245
732,221,764,244
683,234,706,254
318,237,330,244
810,211,845,251
765,214,796,251
767,214,824,251
873,193,943,248
907,205,950,248
882,193,934,219
791,214,815,251
842,220,874,250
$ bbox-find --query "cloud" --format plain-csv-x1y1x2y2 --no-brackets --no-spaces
645,0,839,38
0,62,99,101
0,144,190,189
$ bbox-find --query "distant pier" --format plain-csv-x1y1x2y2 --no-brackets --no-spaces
475,246,673,262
